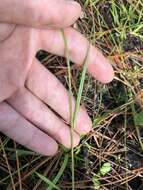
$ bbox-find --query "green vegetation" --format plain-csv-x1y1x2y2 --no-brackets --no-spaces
92,162,112,189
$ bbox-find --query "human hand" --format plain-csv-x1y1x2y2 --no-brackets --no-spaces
0,1,114,156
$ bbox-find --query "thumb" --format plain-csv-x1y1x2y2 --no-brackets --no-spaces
0,0,81,28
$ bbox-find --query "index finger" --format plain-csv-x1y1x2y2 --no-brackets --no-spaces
0,0,81,28
39,27,114,83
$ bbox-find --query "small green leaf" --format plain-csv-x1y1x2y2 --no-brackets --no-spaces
100,162,112,176
92,176,101,190
134,112,143,126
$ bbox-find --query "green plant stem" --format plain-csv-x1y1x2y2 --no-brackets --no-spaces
60,29,75,190
61,29,90,190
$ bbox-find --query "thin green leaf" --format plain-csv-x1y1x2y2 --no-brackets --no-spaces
48,154,69,190
73,45,90,129
35,172,61,190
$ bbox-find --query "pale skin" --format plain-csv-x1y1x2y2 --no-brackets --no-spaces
0,0,114,156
